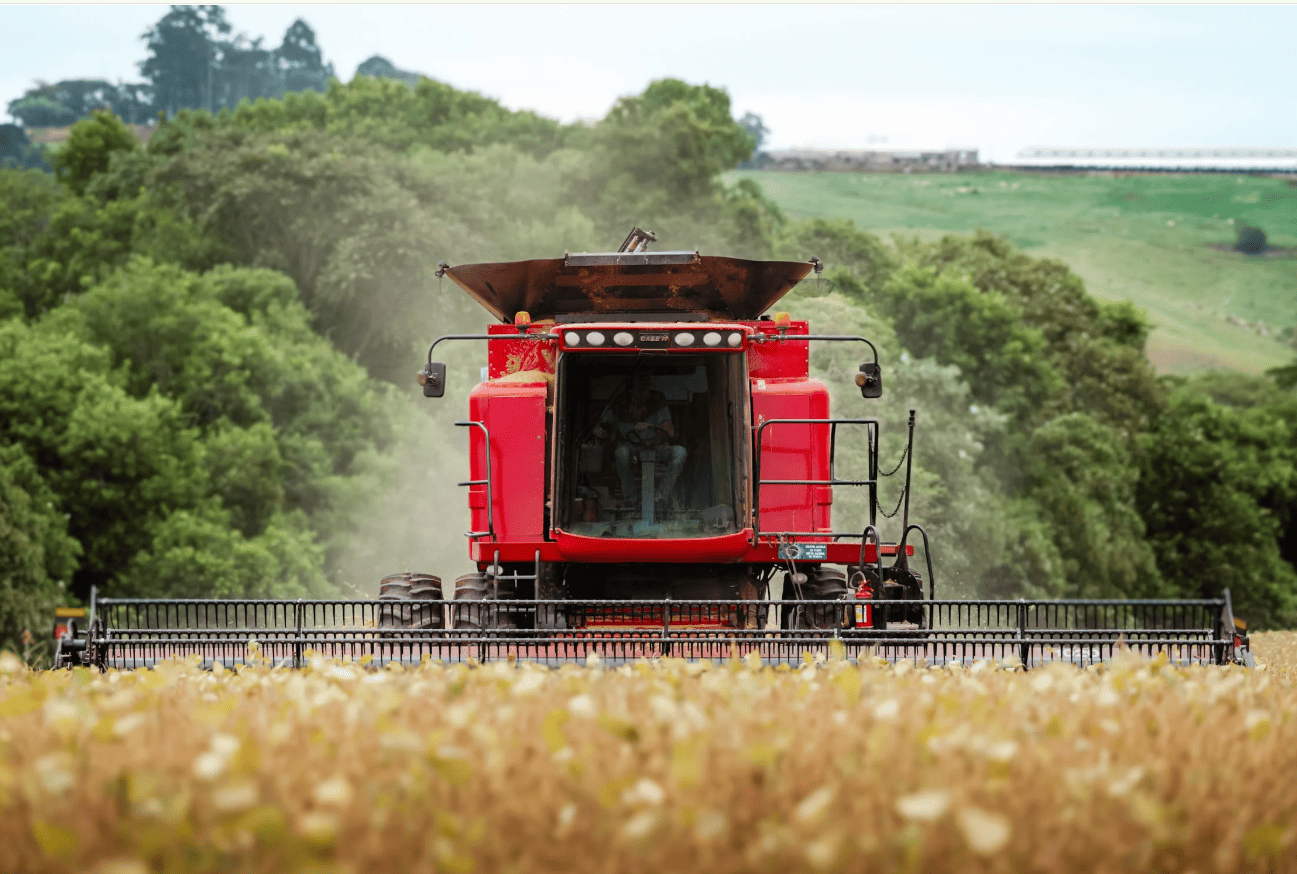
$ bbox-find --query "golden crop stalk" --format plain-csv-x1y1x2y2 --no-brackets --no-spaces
0,632,1293,874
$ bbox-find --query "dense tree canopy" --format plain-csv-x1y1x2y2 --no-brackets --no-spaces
7,80,154,128
8,6,338,132
1136,389,1297,624
139,5,234,115
0,444,80,664
0,257,396,607
0,125,49,172
0,71,774,650
797,218,1295,619
51,110,140,196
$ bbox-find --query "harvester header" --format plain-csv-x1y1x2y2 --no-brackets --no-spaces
56,231,1253,671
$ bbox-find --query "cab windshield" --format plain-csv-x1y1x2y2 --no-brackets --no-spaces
556,352,748,538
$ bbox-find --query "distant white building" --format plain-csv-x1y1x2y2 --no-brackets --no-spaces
1013,148,1297,173
758,148,979,173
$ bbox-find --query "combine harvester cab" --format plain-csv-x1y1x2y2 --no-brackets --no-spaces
68,231,1255,670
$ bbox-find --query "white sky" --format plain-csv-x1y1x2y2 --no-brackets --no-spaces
2,3,1295,162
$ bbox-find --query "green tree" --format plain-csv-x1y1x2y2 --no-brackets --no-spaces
775,218,895,294
788,291,1048,597
277,18,333,93
143,124,537,377
0,258,396,600
0,169,64,318
1236,223,1267,254
737,111,769,157
211,35,278,108
1136,391,1297,626
140,5,232,115
899,231,1165,437
0,444,80,663
6,96,76,128
355,55,421,87
0,124,50,172
6,183,213,318
0,317,202,597
590,79,754,210
1171,371,1288,409
118,506,325,599
1021,413,1163,599
875,265,1060,426
719,178,786,260
68,260,397,512
51,110,139,196
6,79,154,127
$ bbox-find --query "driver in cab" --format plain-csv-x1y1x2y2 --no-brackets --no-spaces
592,371,687,511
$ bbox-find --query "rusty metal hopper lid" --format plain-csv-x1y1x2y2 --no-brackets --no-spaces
443,251,816,322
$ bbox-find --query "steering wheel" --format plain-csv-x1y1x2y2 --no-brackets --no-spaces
624,424,671,449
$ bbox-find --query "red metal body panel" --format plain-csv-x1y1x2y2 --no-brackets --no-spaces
467,380,548,542
751,378,831,537
469,539,909,565
746,321,810,379
552,529,755,562
487,324,557,378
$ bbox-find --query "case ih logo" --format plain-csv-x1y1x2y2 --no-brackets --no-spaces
639,333,670,345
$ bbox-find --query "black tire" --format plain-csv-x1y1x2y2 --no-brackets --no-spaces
378,572,413,629
452,572,519,630
535,562,569,629
379,572,444,629
783,566,850,630
408,572,444,630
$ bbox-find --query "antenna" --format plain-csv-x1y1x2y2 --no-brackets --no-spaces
617,227,657,253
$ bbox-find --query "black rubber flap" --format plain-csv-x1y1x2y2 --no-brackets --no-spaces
444,251,816,322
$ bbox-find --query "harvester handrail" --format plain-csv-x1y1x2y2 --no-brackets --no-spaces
425,331,555,365
456,420,495,541
83,593,1243,670
91,596,1230,607
92,631,1226,643
753,417,879,542
749,333,880,367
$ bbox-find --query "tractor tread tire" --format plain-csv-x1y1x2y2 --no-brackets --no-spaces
784,566,850,630
379,571,444,629
453,573,519,630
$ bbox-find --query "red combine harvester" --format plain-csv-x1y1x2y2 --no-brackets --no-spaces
61,232,1253,670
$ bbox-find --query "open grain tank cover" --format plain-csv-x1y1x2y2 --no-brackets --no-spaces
443,251,817,322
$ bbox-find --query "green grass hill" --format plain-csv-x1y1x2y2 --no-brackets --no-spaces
728,169,1297,375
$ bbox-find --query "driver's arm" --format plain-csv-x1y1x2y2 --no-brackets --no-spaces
593,409,615,440
648,405,674,438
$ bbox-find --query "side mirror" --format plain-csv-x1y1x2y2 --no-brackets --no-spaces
418,362,446,398
856,362,882,398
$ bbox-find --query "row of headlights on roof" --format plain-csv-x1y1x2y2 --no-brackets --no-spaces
562,329,745,349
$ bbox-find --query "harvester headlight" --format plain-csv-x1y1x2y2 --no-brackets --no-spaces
675,332,696,347
703,331,722,347
586,331,606,346
613,331,634,347
565,331,581,346
727,332,743,347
